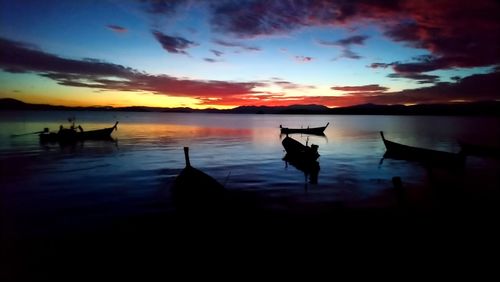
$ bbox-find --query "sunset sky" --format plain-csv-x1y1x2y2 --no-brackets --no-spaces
0,0,499,109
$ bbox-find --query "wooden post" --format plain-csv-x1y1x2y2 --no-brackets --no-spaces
380,131,385,141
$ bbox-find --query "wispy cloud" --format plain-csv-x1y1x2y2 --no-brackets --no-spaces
387,73,439,84
319,35,368,60
331,84,389,92
318,35,369,47
273,80,316,90
294,56,313,63
107,24,127,33
210,49,224,57
213,39,260,52
338,49,362,60
204,58,223,63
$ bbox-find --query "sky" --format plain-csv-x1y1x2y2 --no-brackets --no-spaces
0,0,499,109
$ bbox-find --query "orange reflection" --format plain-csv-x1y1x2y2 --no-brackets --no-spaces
119,123,253,140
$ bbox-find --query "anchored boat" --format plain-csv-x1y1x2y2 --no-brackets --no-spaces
39,121,118,143
282,135,320,161
280,122,329,135
380,131,464,165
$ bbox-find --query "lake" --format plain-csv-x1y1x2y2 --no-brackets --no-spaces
1,110,500,278
1,111,499,223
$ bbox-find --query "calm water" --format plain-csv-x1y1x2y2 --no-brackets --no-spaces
1,111,500,235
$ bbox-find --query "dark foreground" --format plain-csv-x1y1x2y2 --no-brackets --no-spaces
2,184,500,280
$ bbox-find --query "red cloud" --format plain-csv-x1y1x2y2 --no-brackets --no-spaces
0,37,261,99
2,36,499,108
207,0,499,71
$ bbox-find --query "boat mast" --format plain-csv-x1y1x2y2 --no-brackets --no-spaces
183,147,191,167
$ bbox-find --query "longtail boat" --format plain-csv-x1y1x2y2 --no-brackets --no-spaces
282,135,320,161
380,131,464,165
280,122,329,135
39,121,118,143
171,147,226,211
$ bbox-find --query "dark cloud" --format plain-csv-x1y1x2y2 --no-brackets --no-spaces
208,0,499,72
319,35,369,47
368,70,500,104
139,0,188,14
319,35,367,60
326,70,500,106
139,1,499,74
332,84,389,92
336,35,369,46
208,1,402,38
210,49,224,57
107,25,127,33
209,1,308,38
339,49,362,60
382,1,500,71
387,73,439,84
152,30,197,55
372,56,469,79
213,39,260,51
0,37,134,76
368,62,395,69
204,58,223,63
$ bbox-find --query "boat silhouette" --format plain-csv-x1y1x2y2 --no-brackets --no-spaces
280,122,329,135
282,135,320,161
380,131,464,166
39,121,118,143
171,147,226,212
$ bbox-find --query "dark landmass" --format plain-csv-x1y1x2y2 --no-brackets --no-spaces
1,97,499,115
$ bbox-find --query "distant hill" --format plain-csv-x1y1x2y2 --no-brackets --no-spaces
1,98,499,116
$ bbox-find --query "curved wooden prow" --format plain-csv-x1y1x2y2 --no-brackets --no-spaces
380,131,386,141
183,147,191,167
113,121,119,131
325,122,330,128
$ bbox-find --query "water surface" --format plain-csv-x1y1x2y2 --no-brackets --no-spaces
1,111,499,235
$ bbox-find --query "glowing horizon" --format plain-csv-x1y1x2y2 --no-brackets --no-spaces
1,0,499,109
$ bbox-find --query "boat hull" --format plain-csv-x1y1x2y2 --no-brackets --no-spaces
282,136,320,161
380,132,464,165
39,122,117,143
172,147,226,212
280,123,329,135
